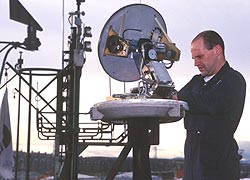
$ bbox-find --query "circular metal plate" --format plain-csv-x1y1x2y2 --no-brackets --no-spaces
91,99,188,123
98,4,167,82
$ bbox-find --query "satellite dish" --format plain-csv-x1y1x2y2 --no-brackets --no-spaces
98,4,170,82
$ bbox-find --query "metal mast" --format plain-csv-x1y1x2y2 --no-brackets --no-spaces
54,0,92,179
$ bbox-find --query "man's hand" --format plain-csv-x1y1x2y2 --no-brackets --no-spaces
171,94,178,100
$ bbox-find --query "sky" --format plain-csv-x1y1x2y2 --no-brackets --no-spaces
0,0,250,159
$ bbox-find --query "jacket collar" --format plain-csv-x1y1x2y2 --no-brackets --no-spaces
202,61,230,84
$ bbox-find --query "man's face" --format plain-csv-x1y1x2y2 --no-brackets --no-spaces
191,38,219,77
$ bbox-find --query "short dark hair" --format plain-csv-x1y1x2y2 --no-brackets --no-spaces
192,30,225,56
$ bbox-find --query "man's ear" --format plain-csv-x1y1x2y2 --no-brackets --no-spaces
214,45,223,56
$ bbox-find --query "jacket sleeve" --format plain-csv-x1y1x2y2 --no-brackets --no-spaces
177,71,246,116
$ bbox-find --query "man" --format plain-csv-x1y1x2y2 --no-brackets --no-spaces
172,30,246,179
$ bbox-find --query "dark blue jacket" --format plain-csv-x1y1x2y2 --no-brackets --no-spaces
178,62,246,180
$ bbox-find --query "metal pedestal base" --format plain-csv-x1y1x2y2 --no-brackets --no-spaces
106,119,159,180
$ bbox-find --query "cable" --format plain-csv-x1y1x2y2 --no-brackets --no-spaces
0,46,15,85
62,0,65,69
0,43,11,53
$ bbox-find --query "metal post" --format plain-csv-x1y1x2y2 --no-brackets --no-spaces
70,66,81,180
105,143,133,180
14,73,22,180
129,120,152,180
25,71,32,180
54,70,63,180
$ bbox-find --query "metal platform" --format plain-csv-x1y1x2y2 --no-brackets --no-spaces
91,98,188,123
